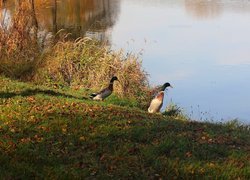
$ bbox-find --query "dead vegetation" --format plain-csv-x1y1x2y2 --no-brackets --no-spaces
0,0,39,78
0,1,151,106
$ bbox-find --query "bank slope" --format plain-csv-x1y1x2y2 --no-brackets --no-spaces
0,76,249,179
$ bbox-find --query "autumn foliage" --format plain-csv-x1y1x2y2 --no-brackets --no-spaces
0,1,150,105
33,38,150,104
0,0,39,78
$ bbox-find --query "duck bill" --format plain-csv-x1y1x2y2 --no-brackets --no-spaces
170,85,173,88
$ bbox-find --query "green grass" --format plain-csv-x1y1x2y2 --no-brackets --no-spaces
0,75,249,179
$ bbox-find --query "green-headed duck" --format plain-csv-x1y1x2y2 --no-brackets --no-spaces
148,82,173,113
90,76,119,101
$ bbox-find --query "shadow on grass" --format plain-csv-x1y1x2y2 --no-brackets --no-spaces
0,88,87,100
0,107,249,179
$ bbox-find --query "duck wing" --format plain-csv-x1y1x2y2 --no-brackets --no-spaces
98,87,112,97
148,98,163,113
90,87,112,100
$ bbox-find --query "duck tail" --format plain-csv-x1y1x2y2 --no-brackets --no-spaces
148,107,153,113
89,93,97,99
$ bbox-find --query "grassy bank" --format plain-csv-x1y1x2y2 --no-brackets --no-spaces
1,1,150,109
0,76,249,179
0,2,249,178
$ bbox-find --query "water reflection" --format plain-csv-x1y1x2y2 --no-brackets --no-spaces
185,0,221,19
185,0,250,19
1,0,120,41
123,0,250,18
110,0,250,123
1,0,250,123
2,0,250,38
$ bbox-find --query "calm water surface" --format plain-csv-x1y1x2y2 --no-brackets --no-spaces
112,0,250,124
1,0,250,123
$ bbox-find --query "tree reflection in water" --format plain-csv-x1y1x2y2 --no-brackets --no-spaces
0,0,121,42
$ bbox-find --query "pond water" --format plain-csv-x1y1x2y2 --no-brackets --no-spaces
1,0,250,124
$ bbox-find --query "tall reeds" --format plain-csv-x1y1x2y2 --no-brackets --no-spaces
0,0,39,78
34,37,150,103
0,1,151,106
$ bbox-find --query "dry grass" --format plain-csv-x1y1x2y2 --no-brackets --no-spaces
33,37,150,105
0,0,39,78
0,1,152,106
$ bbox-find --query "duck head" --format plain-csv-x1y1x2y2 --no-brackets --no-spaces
161,82,173,91
110,76,119,83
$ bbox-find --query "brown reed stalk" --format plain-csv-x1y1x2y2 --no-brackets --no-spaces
33,37,150,103
0,0,39,78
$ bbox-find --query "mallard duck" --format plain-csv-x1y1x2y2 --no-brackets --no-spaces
150,82,173,97
90,76,119,101
148,82,173,113
159,82,173,91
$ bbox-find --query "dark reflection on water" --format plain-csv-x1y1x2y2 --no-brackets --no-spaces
185,0,250,19
1,0,120,41
1,0,250,40
1,0,250,123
